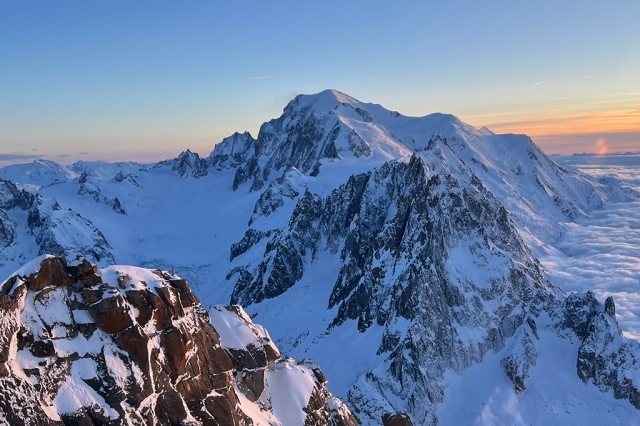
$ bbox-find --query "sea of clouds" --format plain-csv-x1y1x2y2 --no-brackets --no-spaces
542,155,640,339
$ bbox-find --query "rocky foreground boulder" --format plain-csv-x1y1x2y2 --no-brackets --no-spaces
0,255,357,425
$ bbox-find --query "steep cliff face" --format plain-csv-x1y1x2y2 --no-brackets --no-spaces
227,148,558,423
558,293,640,408
219,91,639,424
210,91,410,193
0,255,357,425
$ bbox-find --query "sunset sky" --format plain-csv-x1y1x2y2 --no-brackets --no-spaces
1,1,638,166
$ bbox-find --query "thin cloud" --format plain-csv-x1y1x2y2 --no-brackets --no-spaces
584,75,594,79
533,81,544,87
0,153,40,161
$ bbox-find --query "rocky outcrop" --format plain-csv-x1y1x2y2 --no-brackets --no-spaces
382,413,414,426
248,168,302,226
0,180,114,268
0,180,36,248
27,201,115,265
113,171,139,187
0,255,357,425
77,172,126,214
172,150,208,178
0,210,16,248
0,179,36,210
560,293,640,409
208,132,257,170
500,317,540,394
498,291,640,412
214,91,386,192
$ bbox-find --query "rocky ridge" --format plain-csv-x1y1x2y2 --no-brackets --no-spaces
219,91,640,423
228,147,558,423
0,255,357,425
212,90,635,243
0,180,114,271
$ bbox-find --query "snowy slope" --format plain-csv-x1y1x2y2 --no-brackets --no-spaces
0,90,638,425
0,160,78,190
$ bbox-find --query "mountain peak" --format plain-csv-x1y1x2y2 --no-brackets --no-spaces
285,89,368,116
173,150,208,178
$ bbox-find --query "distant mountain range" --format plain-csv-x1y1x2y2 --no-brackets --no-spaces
0,90,639,425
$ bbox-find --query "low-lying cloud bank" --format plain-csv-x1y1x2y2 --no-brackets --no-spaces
541,163,640,339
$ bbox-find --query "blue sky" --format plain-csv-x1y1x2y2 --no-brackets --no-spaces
1,1,639,165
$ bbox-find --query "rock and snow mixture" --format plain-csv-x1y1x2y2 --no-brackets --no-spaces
0,90,639,425
0,255,357,425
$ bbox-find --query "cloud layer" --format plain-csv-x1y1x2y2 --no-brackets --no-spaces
540,165,640,339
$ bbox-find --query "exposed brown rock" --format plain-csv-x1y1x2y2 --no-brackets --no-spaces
150,291,173,330
115,324,149,365
30,340,55,358
79,270,103,286
155,286,185,320
0,256,358,426
237,368,266,402
87,294,133,334
68,258,93,278
160,324,193,380
382,413,414,426
117,273,131,289
80,287,103,305
0,294,17,311
169,278,190,293
27,257,70,290
264,343,281,362
0,275,17,298
156,389,189,425
124,290,154,326
68,259,103,286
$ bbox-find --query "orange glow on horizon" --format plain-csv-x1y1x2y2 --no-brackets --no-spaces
482,109,640,137
595,138,609,155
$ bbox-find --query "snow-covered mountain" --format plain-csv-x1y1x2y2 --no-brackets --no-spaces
0,255,357,425
211,90,632,246
0,89,638,425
